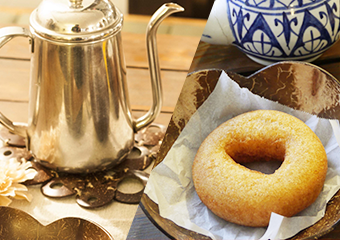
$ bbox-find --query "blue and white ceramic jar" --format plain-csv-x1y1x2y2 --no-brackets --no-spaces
202,0,340,65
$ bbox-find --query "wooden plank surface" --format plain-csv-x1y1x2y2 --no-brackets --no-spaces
0,58,187,112
125,14,207,27
127,206,169,240
0,24,201,71
190,41,340,78
0,59,30,101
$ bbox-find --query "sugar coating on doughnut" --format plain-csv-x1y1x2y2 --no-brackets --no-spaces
192,110,328,227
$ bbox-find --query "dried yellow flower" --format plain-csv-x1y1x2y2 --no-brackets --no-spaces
0,158,37,206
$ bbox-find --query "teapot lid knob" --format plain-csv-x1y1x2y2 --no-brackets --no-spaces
69,0,83,8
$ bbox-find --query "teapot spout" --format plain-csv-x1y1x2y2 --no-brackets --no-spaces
133,3,184,132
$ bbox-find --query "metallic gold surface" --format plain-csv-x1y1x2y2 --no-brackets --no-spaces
0,206,113,239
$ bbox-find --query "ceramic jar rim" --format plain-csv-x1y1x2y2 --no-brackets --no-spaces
229,0,330,13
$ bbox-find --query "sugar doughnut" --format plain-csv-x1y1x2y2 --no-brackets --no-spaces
192,110,327,227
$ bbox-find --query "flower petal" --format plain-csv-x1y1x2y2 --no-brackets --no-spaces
10,183,28,192
0,158,37,205
13,191,33,202
0,196,12,206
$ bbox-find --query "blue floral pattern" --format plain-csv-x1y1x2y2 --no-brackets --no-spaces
232,0,322,9
227,0,340,62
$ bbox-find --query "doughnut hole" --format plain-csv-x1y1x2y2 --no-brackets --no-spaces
226,138,286,174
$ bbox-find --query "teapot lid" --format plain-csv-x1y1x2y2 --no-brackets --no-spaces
30,0,123,43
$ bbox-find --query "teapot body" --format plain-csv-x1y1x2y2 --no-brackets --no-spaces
27,31,134,173
202,0,340,65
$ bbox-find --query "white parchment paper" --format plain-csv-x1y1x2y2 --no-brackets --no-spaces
145,71,340,240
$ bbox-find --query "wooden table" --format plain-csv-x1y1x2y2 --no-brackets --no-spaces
0,25,201,128
127,40,340,239
3,16,340,239
0,18,202,240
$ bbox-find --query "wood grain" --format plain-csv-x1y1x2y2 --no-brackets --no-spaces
0,24,200,72
0,59,187,111
190,40,340,77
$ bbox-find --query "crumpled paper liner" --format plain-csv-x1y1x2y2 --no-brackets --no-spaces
145,71,340,240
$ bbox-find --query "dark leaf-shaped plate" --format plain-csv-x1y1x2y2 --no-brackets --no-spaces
0,206,113,239
140,63,340,240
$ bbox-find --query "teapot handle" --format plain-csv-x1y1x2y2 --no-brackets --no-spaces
0,26,33,137
133,3,184,132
